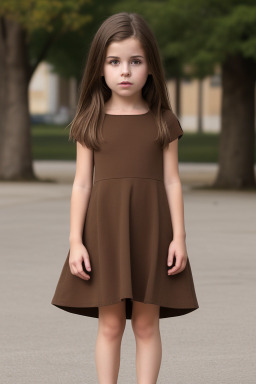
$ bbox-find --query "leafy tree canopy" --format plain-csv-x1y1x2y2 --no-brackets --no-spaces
0,0,91,33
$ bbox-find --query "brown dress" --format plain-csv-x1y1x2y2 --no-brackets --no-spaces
51,109,199,319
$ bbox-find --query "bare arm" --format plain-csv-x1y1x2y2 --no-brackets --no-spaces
68,141,94,281
163,138,187,275
163,138,186,240
69,141,94,245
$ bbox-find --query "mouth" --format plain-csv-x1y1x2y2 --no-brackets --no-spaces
119,81,132,85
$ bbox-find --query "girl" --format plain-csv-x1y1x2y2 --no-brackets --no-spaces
51,12,199,383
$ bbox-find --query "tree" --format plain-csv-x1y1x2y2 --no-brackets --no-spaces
0,0,91,180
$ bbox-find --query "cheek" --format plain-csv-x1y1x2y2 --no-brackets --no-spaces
137,66,149,81
103,68,116,89
103,65,113,79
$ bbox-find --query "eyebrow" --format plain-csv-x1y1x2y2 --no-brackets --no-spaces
106,55,144,59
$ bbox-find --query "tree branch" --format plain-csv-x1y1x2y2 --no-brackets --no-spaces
28,28,61,82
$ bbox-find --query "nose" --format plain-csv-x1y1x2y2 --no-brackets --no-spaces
121,63,130,77
121,72,130,77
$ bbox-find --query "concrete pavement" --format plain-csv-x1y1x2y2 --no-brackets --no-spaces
1,161,256,383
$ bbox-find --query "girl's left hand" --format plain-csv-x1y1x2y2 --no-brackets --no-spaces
167,237,188,275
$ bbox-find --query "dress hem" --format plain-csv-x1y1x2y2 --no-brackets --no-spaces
51,296,199,320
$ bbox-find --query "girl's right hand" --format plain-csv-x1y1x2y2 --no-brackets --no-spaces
69,242,91,280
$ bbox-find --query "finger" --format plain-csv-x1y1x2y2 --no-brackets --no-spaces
76,266,90,280
169,258,187,275
71,264,90,280
84,258,91,272
77,263,91,278
167,252,174,267
78,271,90,280
168,258,182,274
168,267,180,275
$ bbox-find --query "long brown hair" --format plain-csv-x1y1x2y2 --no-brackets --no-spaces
68,12,173,150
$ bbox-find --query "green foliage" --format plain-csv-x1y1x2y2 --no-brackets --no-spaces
206,4,256,60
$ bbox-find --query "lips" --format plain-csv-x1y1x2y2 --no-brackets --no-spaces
119,81,132,85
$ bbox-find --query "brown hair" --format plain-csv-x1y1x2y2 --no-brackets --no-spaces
68,12,174,150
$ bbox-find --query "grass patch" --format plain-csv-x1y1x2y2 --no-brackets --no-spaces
31,124,75,160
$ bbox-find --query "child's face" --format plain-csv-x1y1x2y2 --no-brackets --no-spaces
103,37,150,100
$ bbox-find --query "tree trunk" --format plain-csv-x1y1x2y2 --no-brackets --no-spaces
0,18,36,180
213,54,256,189
198,79,203,133
0,18,7,153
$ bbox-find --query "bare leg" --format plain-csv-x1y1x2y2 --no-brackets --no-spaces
95,300,126,384
131,301,161,384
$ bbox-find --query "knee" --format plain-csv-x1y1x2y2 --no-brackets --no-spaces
131,317,157,340
99,316,126,341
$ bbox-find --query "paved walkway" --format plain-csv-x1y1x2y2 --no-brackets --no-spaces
1,161,256,383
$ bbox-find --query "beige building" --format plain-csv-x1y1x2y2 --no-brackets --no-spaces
29,61,222,131
29,62,77,124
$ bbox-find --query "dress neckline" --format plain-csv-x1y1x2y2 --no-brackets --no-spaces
104,110,151,116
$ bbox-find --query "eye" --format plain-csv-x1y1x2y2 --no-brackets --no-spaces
131,59,142,65
109,60,119,65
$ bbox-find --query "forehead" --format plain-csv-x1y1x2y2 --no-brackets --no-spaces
106,37,145,57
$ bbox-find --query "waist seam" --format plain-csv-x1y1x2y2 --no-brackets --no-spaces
94,176,163,183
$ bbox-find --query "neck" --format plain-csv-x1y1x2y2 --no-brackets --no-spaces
105,92,148,113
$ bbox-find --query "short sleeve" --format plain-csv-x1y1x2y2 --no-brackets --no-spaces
163,109,184,143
